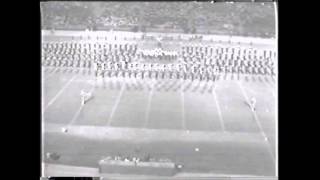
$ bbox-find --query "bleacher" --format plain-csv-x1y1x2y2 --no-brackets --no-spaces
40,1,275,38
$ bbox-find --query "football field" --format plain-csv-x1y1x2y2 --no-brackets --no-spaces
42,66,276,177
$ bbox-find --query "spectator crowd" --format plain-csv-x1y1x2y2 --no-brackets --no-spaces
41,1,275,38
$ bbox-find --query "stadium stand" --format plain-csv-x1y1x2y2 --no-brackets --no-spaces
40,2,275,38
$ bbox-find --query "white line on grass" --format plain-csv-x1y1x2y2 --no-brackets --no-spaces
237,81,275,162
67,85,96,127
212,83,226,132
67,105,84,127
143,80,155,128
237,81,266,137
107,81,125,126
181,79,187,130
43,75,77,113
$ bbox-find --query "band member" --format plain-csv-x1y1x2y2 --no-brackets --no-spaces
249,97,256,112
80,90,93,106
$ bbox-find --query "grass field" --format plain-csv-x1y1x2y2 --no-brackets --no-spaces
41,30,277,177
42,66,276,177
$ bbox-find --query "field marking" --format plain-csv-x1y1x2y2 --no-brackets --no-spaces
181,79,187,130
237,81,267,138
67,105,84,127
106,81,125,126
67,85,96,127
237,81,275,162
212,83,226,132
143,80,155,128
43,75,77,113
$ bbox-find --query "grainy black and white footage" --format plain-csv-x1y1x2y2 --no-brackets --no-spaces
41,1,277,179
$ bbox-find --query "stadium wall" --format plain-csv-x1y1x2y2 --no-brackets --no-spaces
41,30,275,45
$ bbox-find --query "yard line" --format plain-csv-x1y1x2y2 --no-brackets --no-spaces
106,81,125,126
180,79,187,130
43,75,77,113
67,105,84,127
143,80,155,128
212,83,226,132
237,81,266,138
237,81,275,162
67,83,96,127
